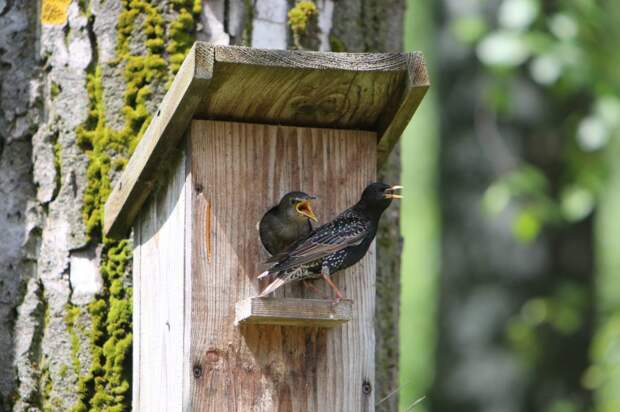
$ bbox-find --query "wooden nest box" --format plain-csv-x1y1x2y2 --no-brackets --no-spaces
104,43,428,411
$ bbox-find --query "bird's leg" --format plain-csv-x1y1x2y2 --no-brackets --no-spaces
321,265,344,304
303,280,328,299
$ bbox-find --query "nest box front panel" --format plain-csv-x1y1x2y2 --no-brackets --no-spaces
187,120,377,410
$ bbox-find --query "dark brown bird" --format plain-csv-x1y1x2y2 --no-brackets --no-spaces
258,183,403,302
259,191,318,256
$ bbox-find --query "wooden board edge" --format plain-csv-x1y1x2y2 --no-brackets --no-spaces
234,297,253,326
103,43,214,239
211,43,411,72
182,134,193,411
377,52,430,166
235,297,353,328
131,220,142,411
238,317,350,327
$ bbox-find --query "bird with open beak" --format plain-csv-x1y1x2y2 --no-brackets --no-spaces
259,191,319,256
258,183,403,302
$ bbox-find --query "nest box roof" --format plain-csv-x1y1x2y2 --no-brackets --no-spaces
104,43,429,239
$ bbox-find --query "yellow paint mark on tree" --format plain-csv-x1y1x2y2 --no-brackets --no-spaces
41,0,71,25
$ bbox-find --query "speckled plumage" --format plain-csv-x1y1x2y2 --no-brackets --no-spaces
259,183,401,299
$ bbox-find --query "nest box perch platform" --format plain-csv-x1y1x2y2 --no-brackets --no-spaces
104,43,428,411
235,297,353,327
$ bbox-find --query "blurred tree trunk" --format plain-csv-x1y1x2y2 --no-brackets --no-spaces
398,0,440,410
0,1,405,410
593,139,620,412
432,2,595,412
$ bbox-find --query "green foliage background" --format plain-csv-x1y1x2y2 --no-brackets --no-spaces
400,0,620,411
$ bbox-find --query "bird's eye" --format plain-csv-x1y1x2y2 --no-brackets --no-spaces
290,198,297,205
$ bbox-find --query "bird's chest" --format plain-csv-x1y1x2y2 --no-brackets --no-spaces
279,222,306,241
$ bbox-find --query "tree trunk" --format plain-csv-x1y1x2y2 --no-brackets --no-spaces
0,1,405,410
432,2,595,411
593,139,620,412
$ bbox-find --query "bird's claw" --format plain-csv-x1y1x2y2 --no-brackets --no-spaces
331,292,344,306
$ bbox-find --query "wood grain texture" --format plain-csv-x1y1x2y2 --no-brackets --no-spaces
132,220,142,412
104,42,213,239
196,46,425,133
188,120,376,411
104,44,428,239
214,46,412,70
376,52,430,165
133,149,186,411
235,297,353,327
182,139,193,410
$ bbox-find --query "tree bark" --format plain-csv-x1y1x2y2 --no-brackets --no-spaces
0,1,40,409
0,1,405,410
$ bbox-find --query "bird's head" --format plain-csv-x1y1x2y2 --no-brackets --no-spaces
357,182,403,215
279,191,319,223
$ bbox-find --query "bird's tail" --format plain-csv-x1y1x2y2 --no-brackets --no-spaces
259,277,286,297
257,270,271,280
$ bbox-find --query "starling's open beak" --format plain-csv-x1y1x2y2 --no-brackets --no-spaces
296,200,318,222
384,185,404,199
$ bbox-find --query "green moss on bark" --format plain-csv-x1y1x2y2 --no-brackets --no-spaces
167,0,202,74
288,1,319,50
242,0,254,46
71,1,201,410
50,82,61,99
329,35,347,52
64,305,82,376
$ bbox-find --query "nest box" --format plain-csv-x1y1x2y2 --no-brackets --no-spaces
104,43,428,411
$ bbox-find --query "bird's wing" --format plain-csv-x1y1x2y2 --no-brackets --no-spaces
267,210,369,273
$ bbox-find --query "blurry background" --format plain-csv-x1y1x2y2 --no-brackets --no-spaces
0,0,618,410
400,0,620,411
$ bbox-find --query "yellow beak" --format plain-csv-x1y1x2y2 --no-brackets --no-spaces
384,185,403,199
296,200,318,222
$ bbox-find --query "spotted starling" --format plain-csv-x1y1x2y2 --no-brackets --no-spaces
259,191,318,256
258,183,403,302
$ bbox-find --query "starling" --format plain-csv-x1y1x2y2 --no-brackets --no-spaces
258,182,403,302
259,191,319,256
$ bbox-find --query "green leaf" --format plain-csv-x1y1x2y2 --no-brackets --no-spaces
513,209,541,242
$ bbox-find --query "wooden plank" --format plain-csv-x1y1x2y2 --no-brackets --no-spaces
376,52,430,165
182,134,193,410
195,46,412,131
131,217,141,412
188,120,376,411
214,46,414,69
104,44,428,239
104,42,214,239
134,149,186,411
235,297,353,327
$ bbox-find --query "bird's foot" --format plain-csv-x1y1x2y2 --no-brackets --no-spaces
321,266,345,306
330,290,344,306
